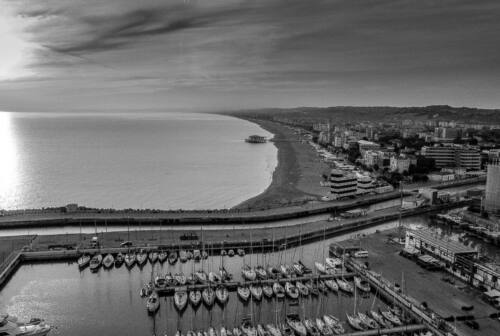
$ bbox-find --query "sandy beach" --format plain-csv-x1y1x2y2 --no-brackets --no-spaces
233,117,330,210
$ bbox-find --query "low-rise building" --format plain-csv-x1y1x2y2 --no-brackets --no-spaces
330,169,357,199
390,155,411,174
428,171,455,182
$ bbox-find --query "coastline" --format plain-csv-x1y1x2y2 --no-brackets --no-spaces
231,116,330,210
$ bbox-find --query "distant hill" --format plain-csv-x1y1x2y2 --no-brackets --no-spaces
224,105,500,124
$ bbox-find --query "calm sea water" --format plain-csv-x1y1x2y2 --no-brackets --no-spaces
0,112,277,210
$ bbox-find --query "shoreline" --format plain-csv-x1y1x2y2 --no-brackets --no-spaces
231,116,328,210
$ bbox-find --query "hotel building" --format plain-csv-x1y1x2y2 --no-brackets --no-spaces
330,169,357,199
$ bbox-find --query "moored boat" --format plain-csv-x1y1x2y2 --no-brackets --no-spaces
237,286,251,302
368,310,390,328
354,277,371,293
323,315,344,335
215,286,229,305
303,319,321,336
285,315,306,336
242,265,256,281
193,250,201,261
102,254,114,269
209,272,222,284
146,292,160,314
315,317,333,336
189,290,202,307
115,253,124,267
158,250,168,263
174,288,188,311
267,266,280,279
136,250,148,267
174,272,187,286
305,280,319,296
0,314,52,336
345,314,364,331
265,324,281,336
357,312,378,330
89,254,103,272
325,280,338,292
262,284,274,299
284,282,299,299
315,262,327,274
280,323,294,336
292,262,304,276
154,274,167,288
232,327,242,336
202,287,216,307
317,280,327,293
228,249,235,257
149,251,159,264
201,250,208,259
237,249,245,257
77,254,91,269
380,310,402,326
179,250,188,263
195,270,208,283
336,279,353,293
255,266,268,280
168,251,178,265
219,266,230,282
273,282,285,299
124,252,136,268
241,321,257,336
296,281,309,296
250,285,263,301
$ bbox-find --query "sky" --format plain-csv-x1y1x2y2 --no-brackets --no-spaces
1,0,500,112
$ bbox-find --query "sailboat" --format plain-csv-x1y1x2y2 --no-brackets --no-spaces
250,285,263,301
262,284,274,299
174,288,188,311
317,280,327,294
305,280,319,296
380,310,402,326
303,320,320,336
292,262,304,276
265,324,282,336
284,282,299,299
102,254,114,269
136,250,148,267
324,279,338,292
195,270,208,283
255,266,268,280
295,282,309,296
202,287,215,307
219,266,230,282
336,278,353,293
369,310,390,328
179,250,188,263
325,258,342,270
242,265,257,281
267,266,280,279
124,251,136,268
215,286,229,305
149,251,159,264
158,250,168,263
323,315,344,334
285,315,306,336
357,312,378,330
237,286,251,302
209,271,222,284
241,321,257,336
237,249,245,257
154,274,166,288
314,262,327,274
345,313,364,331
228,249,235,257
257,325,269,336
168,251,178,265
174,273,187,286
189,290,202,307
280,323,294,336
232,327,243,336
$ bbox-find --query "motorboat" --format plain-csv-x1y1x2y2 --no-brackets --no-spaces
140,282,153,297
380,310,402,326
114,253,124,267
315,318,333,336
241,321,256,336
154,274,167,288
262,284,274,299
216,286,229,305
228,249,235,257
295,281,309,296
195,270,208,283
201,250,209,259
267,266,280,279
174,273,187,286
179,250,188,263
202,287,215,307
250,285,263,301
124,252,136,268
237,249,245,257
168,251,178,265
174,288,188,311
220,266,231,282
77,254,91,269
265,324,281,336
158,250,168,263
357,312,378,330
284,282,299,299
257,324,269,336
325,280,338,292
292,262,304,276
345,314,364,331
323,315,344,335
314,262,327,274
354,277,371,293
242,265,257,281
273,282,285,299
255,266,268,280
149,251,159,263
369,310,390,328
136,250,148,267
303,319,320,336
0,314,52,336
165,273,175,286
209,272,222,284
146,292,160,314
336,279,353,293
237,286,251,302
325,258,342,269
189,290,202,307
193,250,201,261
89,254,102,272
285,315,306,336
102,254,114,269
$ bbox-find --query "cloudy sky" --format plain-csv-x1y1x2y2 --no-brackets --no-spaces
1,0,500,112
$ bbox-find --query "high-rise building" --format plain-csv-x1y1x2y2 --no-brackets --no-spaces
485,162,500,214
330,169,357,199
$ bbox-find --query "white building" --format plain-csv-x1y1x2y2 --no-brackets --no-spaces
485,162,500,214
390,155,411,174
356,174,374,195
330,169,357,199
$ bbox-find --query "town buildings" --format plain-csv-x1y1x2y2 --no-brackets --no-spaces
485,162,500,214
330,169,357,199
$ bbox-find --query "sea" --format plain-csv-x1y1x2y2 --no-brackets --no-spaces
0,112,277,210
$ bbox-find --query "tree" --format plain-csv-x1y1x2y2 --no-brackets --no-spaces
373,164,380,171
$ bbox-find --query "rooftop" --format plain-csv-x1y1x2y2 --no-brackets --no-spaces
408,229,478,255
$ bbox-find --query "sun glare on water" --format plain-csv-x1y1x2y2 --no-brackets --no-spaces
0,6,34,80
0,112,20,209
